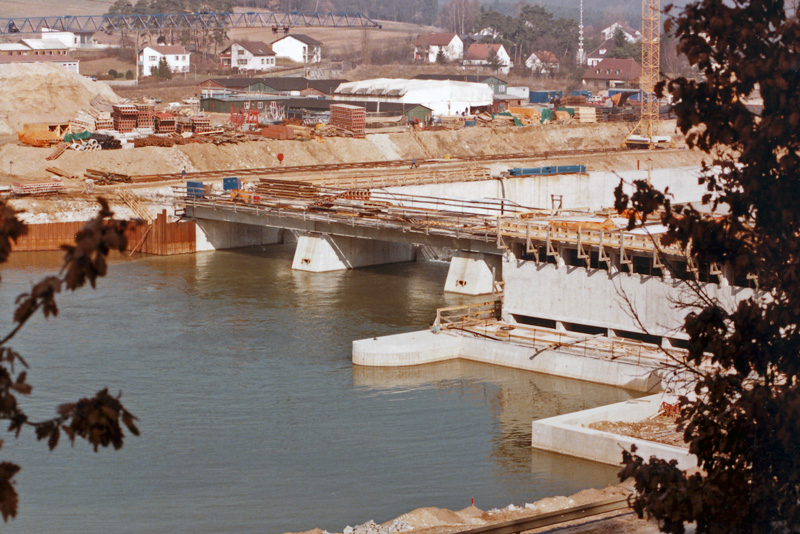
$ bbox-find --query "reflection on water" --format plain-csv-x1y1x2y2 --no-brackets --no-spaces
0,246,633,534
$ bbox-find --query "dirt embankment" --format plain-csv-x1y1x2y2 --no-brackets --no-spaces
0,119,699,185
285,484,645,534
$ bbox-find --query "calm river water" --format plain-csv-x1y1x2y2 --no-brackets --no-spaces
0,245,634,534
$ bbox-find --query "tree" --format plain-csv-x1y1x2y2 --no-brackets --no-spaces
435,48,447,64
0,199,139,521
486,46,503,71
439,0,480,36
614,0,800,530
156,56,173,79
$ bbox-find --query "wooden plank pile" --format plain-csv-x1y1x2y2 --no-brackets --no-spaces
574,107,597,124
46,167,80,180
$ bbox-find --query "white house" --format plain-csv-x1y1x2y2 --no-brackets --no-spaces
463,43,512,74
413,32,464,63
138,45,190,76
600,22,641,43
220,41,276,72
18,39,70,56
587,39,614,67
40,29,79,49
271,34,322,64
525,50,560,74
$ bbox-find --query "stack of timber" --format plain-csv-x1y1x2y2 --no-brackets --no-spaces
46,166,80,180
559,95,588,106
46,143,68,161
574,107,598,124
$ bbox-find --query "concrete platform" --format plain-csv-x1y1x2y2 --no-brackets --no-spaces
352,331,663,392
531,394,696,469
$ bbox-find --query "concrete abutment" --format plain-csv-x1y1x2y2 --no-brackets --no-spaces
291,233,416,272
195,219,285,251
444,252,502,295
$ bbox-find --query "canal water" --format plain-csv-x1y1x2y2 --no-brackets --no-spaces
0,245,634,534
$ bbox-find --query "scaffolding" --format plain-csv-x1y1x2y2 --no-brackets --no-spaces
626,0,668,149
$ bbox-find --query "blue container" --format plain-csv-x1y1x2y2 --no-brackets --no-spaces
570,90,592,98
529,90,562,104
186,181,204,198
223,177,241,191
464,120,477,127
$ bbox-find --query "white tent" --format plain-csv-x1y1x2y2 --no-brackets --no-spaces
334,78,493,116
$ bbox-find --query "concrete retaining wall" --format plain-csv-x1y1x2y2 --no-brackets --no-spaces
531,394,697,469
386,167,705,211
503,257,754,339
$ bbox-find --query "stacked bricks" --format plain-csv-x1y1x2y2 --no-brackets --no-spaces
154,113,177,134
190,115,213,133
134,102,155,129
175,117,191,134
329,104,366,138
112,104,137,133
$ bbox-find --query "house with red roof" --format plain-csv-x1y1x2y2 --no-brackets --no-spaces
463,43,511,74
138,44,190,76
525,50,560,74
413,33,463,63
581,57,642,90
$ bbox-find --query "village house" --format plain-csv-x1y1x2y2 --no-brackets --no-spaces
586,39,615,67
138,44,190,76
0,54,80,73
581,57,642,90
525,51,560,74
18,38,70,56
463,43,512,74
600,22,641,42
197,77,345,98
220,41,276,72
271,34,322,64
0,43,30,56
412,32,464,63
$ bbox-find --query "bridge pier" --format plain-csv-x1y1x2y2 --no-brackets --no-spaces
291,233,416,272
196,220,285,251
444,252,502,295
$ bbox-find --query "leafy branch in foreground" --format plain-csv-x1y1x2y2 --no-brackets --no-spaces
0,198,141,521
612,0,800,531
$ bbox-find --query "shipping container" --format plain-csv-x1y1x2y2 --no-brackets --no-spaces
223,177,241,191
186,181,205,198
529,90,562,104
570,90,592,99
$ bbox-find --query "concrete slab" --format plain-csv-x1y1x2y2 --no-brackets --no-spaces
531,394,696,469
352,331,462,367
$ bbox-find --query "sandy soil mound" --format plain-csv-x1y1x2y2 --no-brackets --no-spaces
0,63,120,135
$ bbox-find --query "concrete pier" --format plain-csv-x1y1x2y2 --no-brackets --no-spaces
196,220,284,251
530,394,696,469
444,252,502,295
353,330,663,392
291,233,416,272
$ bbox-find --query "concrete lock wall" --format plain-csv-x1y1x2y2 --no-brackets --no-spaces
195,220,285,251
503,254,754,338
444,252,501,295
291,233,416,272
386,167,705,211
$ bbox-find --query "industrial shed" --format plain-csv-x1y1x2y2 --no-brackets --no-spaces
333,78,493,116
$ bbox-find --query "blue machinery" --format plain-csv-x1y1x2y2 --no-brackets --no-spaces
1,11,381,36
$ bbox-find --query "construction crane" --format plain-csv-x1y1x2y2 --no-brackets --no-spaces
625,0,671,149
0,11,381,36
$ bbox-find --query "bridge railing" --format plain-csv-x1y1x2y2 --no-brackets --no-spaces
435,301,502,327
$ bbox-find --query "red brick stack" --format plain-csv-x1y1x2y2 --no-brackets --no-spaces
112,104,137,133
329,104,366,138
135,102,155,129
154,113,176,134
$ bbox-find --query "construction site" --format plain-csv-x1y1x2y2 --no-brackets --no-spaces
0,5,729,527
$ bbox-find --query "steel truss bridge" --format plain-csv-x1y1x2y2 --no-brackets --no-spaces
0,11,381,36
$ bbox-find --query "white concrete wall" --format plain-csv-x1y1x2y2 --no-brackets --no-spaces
196,220,284,251
444,252,501,295
292,234,416,272
531,394,696,469
503,255,754,338
386,166,706,211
